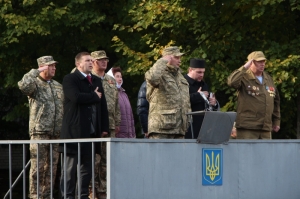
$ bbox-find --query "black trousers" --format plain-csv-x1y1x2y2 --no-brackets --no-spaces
60,152,93,199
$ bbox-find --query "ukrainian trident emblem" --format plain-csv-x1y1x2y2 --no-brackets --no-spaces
202,149,223,185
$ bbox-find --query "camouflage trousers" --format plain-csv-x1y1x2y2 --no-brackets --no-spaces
148,132,184,139
89,129,115,196
29,134,59,199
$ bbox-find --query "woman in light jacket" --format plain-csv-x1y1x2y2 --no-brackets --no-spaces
108,67,135,138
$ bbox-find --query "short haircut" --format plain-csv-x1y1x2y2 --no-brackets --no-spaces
75,52,90,65
112,66,122,76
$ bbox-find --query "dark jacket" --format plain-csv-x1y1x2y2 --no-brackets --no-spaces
184,74,218,139
137,81,149,134
59,69,109,154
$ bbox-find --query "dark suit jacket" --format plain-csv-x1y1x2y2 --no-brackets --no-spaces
184,74,209,139
59,69,109,154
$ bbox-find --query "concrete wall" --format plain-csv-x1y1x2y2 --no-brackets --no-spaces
107,139,300,199
1,139,300,199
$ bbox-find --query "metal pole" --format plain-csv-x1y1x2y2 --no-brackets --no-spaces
9,144,12,199
37,143,39,198
50,143,53,199
77,143,81,198
63,144,67,199
92,142,95,199
4,160,31,199
23,144,26,199
190,115,194,139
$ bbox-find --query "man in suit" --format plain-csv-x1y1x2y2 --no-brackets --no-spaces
184,58,219,139
59,52,109,199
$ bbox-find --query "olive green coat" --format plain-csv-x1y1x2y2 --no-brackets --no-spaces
227,66,280,131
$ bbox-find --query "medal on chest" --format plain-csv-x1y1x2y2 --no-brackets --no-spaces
266,86,275,97
247,85,260,96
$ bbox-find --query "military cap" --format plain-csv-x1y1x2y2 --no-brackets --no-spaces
91,50,109,60
247,51,267,61
37,56,58,66
190,58,205,68
162,46,184,56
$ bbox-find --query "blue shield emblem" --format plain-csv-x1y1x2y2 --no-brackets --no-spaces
202,148,223,185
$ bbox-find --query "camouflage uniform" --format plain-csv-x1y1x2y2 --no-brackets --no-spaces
92,72,121,137
18,56,63,199
90,51,121,197
145,47,191,138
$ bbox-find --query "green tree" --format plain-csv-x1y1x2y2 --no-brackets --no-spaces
0,0,141,139
1,0,300,139
112,0,300,138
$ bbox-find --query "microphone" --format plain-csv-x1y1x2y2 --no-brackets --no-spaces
199,91,210,106
200,91,214,111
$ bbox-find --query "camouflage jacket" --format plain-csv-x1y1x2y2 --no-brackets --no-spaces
227,66,280,131
92,71,121,130
18,69,64,136
145,58,191,135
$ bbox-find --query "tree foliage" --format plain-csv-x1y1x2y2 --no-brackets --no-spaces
0,0,300,139
112,0,300,138
0,0,123,138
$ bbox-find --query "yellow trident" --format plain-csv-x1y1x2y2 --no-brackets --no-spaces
206,151,220,181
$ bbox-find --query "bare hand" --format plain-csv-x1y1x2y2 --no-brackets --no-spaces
144,132,148,138
101,131,108,137
94,87,102,98
231,128,237,138
198,87,209,98
209,96,216,106
272,125,280,132
162,55,172,62
244,59,253,69
115,126,120,134
38,65,49,72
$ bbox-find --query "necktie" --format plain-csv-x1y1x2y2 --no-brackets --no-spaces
87,75,92,84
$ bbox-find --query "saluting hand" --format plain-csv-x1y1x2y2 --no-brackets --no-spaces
38,65,49,72
94,87,102,98
244,59,253,69
162,55,172,63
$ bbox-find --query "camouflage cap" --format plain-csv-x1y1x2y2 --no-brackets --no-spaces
37,56,58,66
91,50,109,60
162,46,184,56
247,51,267,61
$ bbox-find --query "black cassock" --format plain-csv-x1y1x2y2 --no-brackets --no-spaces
184,74,211,139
